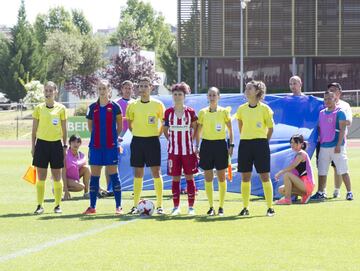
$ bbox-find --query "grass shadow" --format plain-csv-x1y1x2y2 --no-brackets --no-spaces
0,212,34,218
135,214,196,221
194,214,266,222
38,213,137,221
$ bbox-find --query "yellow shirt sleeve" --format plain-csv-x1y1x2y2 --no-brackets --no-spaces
60,106,67,120
264,106,274,128
32,105,40,119
158,101,165,119
236,106,242,120
224,109,231,122
198,110,204,125
126,103,134,121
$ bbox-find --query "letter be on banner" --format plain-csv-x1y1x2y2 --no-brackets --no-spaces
67,116,90,138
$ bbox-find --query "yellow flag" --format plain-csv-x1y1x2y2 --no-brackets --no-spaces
23,166,37,185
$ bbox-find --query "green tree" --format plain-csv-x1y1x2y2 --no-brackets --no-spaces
158,38,196,89
71,9,92,35
33,6,87,46
158,39,177,85
45,31,83,86
47,7,74,33
32,6,104,99
6,0,42,101
110,0,172,52
33,14,48,46
0,33,10,93
77,35,105,76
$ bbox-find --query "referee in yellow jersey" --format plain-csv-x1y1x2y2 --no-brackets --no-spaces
32,81,67,214
236,80,275,217
197,87,234,216
126,77,165,215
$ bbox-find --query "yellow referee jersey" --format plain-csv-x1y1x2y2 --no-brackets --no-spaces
32,102,67,141
126,98,165,137
198,106,231,140
236,102,274,140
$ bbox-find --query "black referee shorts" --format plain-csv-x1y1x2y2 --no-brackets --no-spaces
199,139,228,171
237,139,270,173
32,139,64,169
130,136,161,167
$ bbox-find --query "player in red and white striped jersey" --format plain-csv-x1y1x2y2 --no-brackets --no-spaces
163,82,199,215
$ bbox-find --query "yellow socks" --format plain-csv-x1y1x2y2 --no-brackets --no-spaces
241,181,251,208
262,181,273,208
36,180,45,206
154,177,163,208
53,181,63,206
205,181,214,208
133,177,143,207
218,181,227,208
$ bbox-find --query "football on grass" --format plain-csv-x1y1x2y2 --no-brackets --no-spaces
137,199,155,216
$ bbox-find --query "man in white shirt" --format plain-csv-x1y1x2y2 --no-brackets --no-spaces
328,82,353,199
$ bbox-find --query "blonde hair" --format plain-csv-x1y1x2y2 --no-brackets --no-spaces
98,79,111,89
44,81,57,90
208,86,220,95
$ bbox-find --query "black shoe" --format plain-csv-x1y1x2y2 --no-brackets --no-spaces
266,208,275,217
239,208,249,216
54,205,62,214
34,205,44,215
98,191,109,198
207,207,215,216
106,191,114,197
156,207,165,215
128,206,139,215
218,207,224,216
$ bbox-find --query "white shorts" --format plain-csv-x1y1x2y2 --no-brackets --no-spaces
318,146,349,176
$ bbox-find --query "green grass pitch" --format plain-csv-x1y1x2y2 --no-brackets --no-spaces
0,147,359,271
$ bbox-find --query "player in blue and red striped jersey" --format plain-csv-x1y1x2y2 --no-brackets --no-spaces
163,82,199,215
83,79,123,215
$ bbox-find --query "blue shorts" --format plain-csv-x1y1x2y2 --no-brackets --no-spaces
89,148,119,166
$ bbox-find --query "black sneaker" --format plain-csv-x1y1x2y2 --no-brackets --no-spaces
346,192,354,201
106,191,114,197
34,205,44,215
128,206,139,215
156,207,165,215
207,207,215,216
218,207,224,216
239,208,249,216
266,208,275,217
54,205,62,214
310,192,327,201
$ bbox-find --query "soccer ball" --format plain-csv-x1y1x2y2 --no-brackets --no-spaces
137,199,155,216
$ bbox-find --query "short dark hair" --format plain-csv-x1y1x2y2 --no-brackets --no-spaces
170,82,191,94
69,134,82,144
121,80,133,87
327,82,342,92
290,134,307,150
138,77,152,84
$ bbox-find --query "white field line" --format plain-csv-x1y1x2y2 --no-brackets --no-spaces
0,218,138,264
